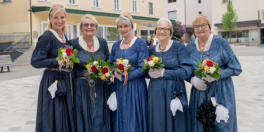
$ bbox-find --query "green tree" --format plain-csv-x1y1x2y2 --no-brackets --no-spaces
222,0,238,42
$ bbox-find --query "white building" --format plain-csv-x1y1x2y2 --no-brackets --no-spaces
163,0,264,45
163,0,212,42
212,0,264,46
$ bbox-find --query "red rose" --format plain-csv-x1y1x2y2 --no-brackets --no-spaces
146,57,152,61
117,64,124,71
206,60,214,67
101,67,109,74
66,48,73,56
91,65,98,73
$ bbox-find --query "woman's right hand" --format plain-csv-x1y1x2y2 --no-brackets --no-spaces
190,77,207,91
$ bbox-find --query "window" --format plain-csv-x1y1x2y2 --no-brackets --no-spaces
73,25,80,38
263,10,264,19
141,30,148,40
105,27,120,41
132,0,137,12
148,2,153,15
93,0,99,8
198,0,201,4
66,25,72,39
168,0,176,3
168,10,177,20
198,11,202,14
222,0,227,4
114,0,120,10
2,0,11,2
39,0,50,2
41,22,48,34
69,0,76,5
96,26,120,42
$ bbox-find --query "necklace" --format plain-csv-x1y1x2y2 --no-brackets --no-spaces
123,39,132,44
199,43,205,52
58,34,65,43
159,44,166,51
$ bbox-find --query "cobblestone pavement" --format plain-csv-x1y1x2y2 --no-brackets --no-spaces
0,46,264,132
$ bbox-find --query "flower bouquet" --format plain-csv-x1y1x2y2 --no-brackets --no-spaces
85,58,112,88
56,46,80,70
196,59,221,80
113,58,131,86
85,58,112,81
113,58,131,75
142,55,164,70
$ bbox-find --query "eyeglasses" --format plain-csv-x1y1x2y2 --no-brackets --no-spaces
156,27,170,32
83,23,96,28
194,24,208,30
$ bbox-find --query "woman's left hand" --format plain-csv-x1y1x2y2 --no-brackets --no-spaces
203,75,217,83
148,68,165,78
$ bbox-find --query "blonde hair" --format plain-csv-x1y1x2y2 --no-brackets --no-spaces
155,18,174,36
47,4,67,33
192,14,212,30
80,14,98,31
115,12,134,28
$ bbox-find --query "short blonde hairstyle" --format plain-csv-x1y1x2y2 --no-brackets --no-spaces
155,18,174,36
192,14,212,30
80,14,98,31
116,12,134,29
47,4,67,33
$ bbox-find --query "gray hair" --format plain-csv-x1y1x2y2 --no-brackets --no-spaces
115,16,133,28
155,18,174,36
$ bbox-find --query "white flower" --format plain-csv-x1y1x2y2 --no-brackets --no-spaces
148,60,154,67
209,67,216,74
105,72,110,77
123,59,129,66
93,61,98,65
62,52,67,58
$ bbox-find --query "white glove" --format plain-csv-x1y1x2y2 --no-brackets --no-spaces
148,68,165,78
115,71,122,81
215,105,229,123
170,98,183,116
203,75,217,83
107,92,117,111
48,80,58,99
190,77,207,91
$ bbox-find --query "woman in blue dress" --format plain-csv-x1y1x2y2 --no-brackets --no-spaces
70,14,111,132
147,18,192,132
107,12,148,132
31,4,75,132
187,14,242,132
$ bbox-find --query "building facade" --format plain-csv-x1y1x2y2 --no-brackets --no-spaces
163,0,212,42
212,0,264,46
0,0,162,45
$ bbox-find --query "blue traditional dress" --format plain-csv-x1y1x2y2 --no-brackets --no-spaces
109,37,149,132
187,35,242,132
31,30,75,132
148,40,192,132
70,36,111,132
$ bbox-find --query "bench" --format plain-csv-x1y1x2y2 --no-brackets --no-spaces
0,54,13,72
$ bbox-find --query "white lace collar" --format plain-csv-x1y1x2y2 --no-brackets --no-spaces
155,39,173,52
78,36,100,52
195,34,213,52
120,36,137,49
49,29,66,43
